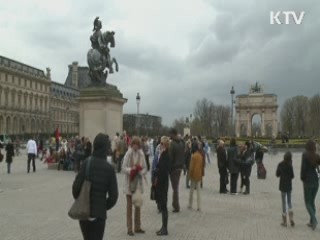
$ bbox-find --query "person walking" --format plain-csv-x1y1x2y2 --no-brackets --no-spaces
84,138,92,160
227,138,240,195
27,137,37,173
54,127,60,151
117,135,126,173
122,137,147,236
188,143,204,211
72,133,118,240
184,140,192,188
239,142,254,194
204,140,211,164
301,139,320,230
217,140,228,193
5,139,14,174
154,136,170,236
276,151,295,227
169,128,185,213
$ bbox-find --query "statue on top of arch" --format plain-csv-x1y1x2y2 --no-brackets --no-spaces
250,82,263,94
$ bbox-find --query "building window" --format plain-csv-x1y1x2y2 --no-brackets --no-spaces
18,94,21,108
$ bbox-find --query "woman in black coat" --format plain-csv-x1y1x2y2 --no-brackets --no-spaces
239,142,254,195
5,140,14,174
276,151,294,227
300,140,320,230
72,133,118,240
154,136,170,236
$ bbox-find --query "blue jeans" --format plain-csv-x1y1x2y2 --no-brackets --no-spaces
303,183,319,226
7,162,11,174
281,191,292,214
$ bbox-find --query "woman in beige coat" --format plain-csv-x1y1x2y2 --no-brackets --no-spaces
188,143,204,211
122,137,147,236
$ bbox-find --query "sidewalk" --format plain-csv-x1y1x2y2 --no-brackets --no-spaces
0,151,319,240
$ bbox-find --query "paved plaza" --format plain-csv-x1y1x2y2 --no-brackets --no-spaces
0,150,319,240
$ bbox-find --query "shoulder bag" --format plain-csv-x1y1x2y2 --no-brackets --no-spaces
68,158,92,220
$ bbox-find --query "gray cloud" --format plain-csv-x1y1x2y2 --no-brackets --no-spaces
0,0,319,127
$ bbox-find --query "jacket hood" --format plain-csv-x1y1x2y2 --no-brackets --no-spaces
92,133,110,159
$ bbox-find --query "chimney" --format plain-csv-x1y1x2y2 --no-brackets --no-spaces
71,61,78,88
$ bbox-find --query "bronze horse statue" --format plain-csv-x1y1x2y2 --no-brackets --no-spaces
87,31,119,86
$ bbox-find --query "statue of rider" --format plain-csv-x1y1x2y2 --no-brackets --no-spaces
90,17,114,73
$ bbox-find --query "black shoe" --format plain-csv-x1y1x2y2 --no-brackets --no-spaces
135,229,145,234
156,229,168,236
172,209,180,213
127,231,134,236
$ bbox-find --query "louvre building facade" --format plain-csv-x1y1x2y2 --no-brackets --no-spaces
0,55,79,139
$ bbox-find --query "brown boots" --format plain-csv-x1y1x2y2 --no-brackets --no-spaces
281,210,295,227
288,210,295,227
281,214,287,227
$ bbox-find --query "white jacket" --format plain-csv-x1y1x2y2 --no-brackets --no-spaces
121,147,147,195
27,139,37,155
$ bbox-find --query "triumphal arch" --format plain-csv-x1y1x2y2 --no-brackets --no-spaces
235,83,278,138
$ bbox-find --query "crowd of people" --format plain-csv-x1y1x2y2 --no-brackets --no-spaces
0,129,319,240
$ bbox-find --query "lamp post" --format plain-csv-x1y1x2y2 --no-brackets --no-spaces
136,93,141,136
189,114,193,135
66,106,70,139
230,86,235,136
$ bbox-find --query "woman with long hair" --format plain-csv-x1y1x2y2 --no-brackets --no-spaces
301,139,320,230
122,137,147,236
154,136,170,236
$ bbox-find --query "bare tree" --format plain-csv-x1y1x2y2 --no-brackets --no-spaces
281,98,295,136
309,94,320,136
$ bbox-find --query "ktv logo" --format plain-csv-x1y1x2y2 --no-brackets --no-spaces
270,11,305,25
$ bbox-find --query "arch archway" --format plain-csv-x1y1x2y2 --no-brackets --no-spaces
252,114,262,138
235,83,278,138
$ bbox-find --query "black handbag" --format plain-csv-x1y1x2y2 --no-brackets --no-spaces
150,185,156,201
68,158,92,220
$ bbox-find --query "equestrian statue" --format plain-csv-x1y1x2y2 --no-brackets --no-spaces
87,17,119,86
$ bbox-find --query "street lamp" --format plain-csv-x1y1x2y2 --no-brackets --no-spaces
189,114,193,135
230,86,235,136
66,106,70,139
136,93,141,136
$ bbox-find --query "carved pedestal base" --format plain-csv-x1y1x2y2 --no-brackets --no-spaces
78,84,127,142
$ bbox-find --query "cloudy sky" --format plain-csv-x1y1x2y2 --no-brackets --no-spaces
0,0,319,125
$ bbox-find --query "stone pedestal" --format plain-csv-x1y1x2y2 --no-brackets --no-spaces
78,84,127,142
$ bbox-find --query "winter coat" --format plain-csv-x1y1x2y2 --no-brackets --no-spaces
240,150,253,176
122,147,147,195
217,146,227,169
5,143,14,163
155,150,170,205
300,152,320,186
276,161,294,192
189,151,204,182
169,138,185,171
72,133,118,220
227,145,239,174
255,149,264,162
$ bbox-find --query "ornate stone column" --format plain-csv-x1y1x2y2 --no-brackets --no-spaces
247,110,251,137
272,109,277,137
235,111,240,137
261,109,265,137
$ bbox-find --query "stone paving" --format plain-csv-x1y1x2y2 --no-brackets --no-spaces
0,149,319,240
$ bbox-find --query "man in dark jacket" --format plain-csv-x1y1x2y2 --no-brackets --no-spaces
217,140,228,193
169,128,185,212
72,133,118,240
